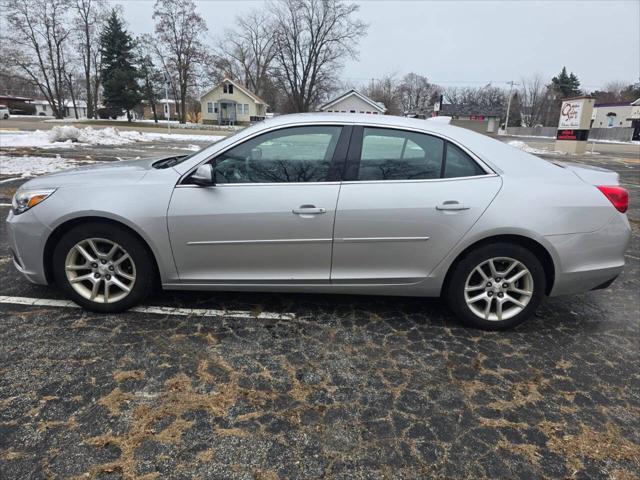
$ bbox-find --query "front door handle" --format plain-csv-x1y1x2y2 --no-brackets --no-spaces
292,205,326,215
436,201,470,211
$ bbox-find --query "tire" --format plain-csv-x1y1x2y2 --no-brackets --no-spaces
52,222,155,313
445,242,546,330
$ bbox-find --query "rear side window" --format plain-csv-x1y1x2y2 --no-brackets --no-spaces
355,127,485,181
358,128,444,180
444,143,485,178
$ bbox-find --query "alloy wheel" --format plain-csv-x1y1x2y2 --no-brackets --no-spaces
463,257,534,321
64,238,136,304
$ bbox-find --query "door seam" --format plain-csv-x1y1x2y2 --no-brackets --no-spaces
329,182,343,283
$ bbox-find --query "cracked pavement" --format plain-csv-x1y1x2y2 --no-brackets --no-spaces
0,138,638,479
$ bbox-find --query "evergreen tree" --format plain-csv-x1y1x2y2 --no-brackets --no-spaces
99,10,141,121
508,91,523,127
550,66,582,98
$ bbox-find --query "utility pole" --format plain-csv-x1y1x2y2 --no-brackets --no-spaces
505,80,519,132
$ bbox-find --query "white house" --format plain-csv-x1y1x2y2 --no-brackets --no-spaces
29,99,87,118
591,101,633,128
200,78,267,125
63,100,88,119
319,89,386,115
30,99,53,116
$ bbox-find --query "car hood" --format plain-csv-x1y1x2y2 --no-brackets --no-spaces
18,156,169,189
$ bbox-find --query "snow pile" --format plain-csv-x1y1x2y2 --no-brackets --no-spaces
0,154,96,178
48,126,148,145
0,131,54,148
0,127,224,148
507,140,553,155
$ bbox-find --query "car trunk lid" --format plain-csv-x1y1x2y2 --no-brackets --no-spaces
552,161,620,185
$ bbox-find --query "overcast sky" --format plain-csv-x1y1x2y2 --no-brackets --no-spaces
114,0,640,91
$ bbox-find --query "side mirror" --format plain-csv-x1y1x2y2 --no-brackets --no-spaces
190,164,215,186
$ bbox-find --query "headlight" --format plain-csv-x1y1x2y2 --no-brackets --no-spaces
11,189,56,215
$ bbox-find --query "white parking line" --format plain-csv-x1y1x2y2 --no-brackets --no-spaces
0,203,11,207
0,295,296,320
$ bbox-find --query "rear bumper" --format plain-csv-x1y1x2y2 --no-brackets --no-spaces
547,213,630,296
5,209,50,285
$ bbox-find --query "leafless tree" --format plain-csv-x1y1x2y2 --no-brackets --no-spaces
136,35,165,123
443,85,505,109
519,74,552,127
213,9,277,100
362,73,401,115
72,0,106,118
397,73,440,115
270,0,368,112
3,0,73,118
152,0,208,123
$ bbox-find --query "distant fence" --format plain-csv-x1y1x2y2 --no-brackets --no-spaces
506,126,556,137
588,128,634,142
506,126,634,142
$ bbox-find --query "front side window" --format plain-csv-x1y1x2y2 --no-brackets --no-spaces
212,126,342,183
207,102,213,113
358,128,444,181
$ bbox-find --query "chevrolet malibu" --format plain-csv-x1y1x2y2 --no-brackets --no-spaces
7,114,630,329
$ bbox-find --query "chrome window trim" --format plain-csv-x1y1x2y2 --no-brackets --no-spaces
339,173,499,186
175,181,342,188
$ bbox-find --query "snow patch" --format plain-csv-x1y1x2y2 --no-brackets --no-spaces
0,127,223,148
507,140,556,155
0,154,97,178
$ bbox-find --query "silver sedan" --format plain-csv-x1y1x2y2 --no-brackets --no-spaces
7,114,631,329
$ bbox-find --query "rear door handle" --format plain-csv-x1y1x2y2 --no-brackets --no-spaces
436,201,469,211
292,205,326,215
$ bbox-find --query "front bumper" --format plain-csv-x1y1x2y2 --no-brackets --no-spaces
547,213,631,296
6,209,51,285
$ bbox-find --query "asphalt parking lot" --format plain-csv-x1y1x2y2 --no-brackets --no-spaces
0,133,639,479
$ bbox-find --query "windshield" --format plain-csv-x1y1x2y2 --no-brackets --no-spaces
153,128,247,168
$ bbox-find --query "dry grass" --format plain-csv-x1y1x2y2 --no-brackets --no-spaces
113,370,146,383
98,388,134,416
540,421,640,472
84,356,277,479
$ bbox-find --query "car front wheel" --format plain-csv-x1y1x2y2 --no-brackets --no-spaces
53,223,154,312
445,243,546,330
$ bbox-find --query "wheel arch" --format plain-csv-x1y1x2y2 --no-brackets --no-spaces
442,234,556,296
43,216,162,285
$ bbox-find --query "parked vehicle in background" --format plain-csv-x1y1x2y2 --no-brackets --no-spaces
7,114,630,329
0,105,10,119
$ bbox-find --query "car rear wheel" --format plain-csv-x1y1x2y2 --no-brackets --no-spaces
53,223,154,312
445,243,546,330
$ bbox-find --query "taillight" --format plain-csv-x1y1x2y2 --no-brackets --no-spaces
597,186,628,213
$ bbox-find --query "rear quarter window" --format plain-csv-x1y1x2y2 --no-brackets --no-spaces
444,142,486,178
